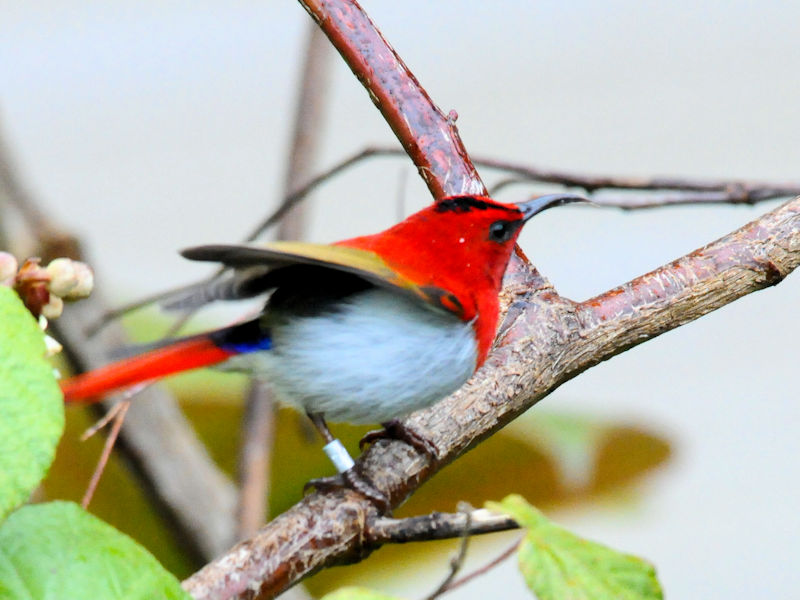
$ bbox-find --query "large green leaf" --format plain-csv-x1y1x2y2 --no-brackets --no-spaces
487,495,662,600
320,587,405,600
0,287,63,522
0,501,190,599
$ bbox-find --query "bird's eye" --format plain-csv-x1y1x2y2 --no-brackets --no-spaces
488,220,519,243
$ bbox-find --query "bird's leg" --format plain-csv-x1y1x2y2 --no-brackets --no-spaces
359,419,438,459
307,411,355,472
303,412,391,513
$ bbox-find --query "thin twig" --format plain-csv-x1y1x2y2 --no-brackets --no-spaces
277,23,333,241
92,135,800,334
81,395,134,441
86,283,198,336
88,148,395,332
437,537,522,597
367,509,518,544
244,147,399,241
423,505,473,600
81,400,131,508
90,136,800,335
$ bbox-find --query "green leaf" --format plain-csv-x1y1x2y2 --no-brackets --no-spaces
0,287,64,522
487,495,663,600
0,501,191,600
320,587,405,600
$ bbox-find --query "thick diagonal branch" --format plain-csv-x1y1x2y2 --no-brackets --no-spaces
299,0,485,199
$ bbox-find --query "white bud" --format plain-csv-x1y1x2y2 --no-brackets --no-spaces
40,294,64,319
67,261,94,298
45,258,93,299
0,252,18,286
43,334,63,357
45,258,78,296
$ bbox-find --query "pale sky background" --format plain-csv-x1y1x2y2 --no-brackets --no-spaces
1,1,799,598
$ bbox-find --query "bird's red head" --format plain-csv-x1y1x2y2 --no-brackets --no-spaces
339,193,583,364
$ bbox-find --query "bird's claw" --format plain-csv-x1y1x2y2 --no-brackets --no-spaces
304,468,392,514
359,419,438,459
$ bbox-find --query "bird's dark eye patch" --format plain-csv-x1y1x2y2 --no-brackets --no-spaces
487,219,521,243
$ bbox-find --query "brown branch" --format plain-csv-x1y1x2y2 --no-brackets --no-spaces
473,154,800,202
276,23,334,241
299,0,486,199
366,509,518,545
236,380,276,541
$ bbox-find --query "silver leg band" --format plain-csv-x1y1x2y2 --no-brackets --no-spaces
323,439,355,473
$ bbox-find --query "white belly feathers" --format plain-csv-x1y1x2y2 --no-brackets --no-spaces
223,287,478,423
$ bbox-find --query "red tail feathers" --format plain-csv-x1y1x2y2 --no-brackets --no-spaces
60,336,235,403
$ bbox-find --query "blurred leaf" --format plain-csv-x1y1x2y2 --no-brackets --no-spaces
487,495,662,600
0,501,191,600
513,412,603,490
320,587,405,600
0,287,63,522
506,411,671,497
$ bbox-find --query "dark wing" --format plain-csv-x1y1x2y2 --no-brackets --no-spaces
180,241,459,315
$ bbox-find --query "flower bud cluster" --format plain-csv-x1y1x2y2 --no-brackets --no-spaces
0,252,94,320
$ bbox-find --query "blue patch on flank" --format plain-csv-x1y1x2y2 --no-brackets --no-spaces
221,337,272,354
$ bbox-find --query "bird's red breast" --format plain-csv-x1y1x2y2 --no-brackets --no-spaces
336,196,527,365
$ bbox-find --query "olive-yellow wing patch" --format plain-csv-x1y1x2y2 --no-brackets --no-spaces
181,241,464,317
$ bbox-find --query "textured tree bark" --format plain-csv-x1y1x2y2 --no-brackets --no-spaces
299,0,486,199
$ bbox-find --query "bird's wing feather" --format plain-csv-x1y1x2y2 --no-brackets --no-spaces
182,241,462,316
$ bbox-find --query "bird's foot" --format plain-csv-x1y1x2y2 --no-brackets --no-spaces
359,419,438,459
304,468,391,514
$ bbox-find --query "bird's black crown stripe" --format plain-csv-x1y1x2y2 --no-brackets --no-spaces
434,195,518,214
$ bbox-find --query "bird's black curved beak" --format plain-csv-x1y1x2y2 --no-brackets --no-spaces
517,193,587,221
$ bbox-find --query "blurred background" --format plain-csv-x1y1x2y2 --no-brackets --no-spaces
2,1,799,598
